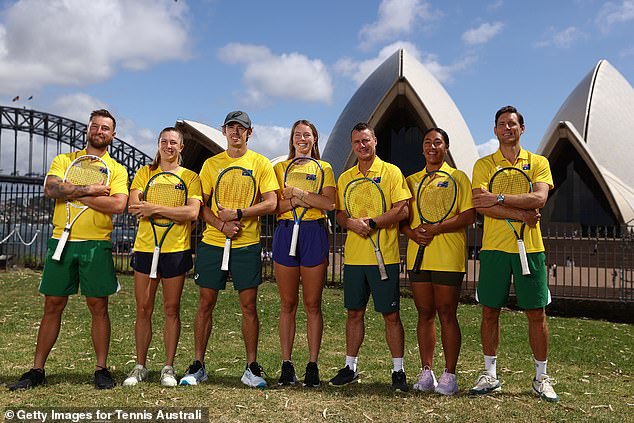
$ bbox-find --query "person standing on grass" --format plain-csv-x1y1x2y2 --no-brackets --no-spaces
400,128,475,395
272,120,336,387
470,105,558,402
122,127,202,387
179,111,278,388
9,109,128,391
328,122,411,392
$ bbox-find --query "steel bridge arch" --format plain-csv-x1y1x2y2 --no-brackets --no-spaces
0,105,152,183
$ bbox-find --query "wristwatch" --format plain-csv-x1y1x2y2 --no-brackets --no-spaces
368,219,377,230
497,194,505,205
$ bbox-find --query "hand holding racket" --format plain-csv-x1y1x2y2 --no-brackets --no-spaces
143,172,188,278
214,166,256,271
52,155,110,261
489,167,533,275
412,170,457,273
344,177,388,280
284,157,324,256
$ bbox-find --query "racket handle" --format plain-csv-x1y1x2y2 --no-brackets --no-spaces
517,239,531,275
51,229,70,261
221,237,231,271
289,223,300,256
412,245,425,274
149,246,160,279
375,250,389,281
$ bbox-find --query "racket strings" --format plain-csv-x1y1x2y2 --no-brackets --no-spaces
67,163,108,186
146,182,187,225
345,182,384,218
215,170,256,209
285,166,323,193
490,170,531,195
418,178,456,222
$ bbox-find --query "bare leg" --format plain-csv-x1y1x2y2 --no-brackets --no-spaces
275,263,300,361
132,271,159,366
346,309,366,357
411,282,436,368
433,285,461,373
238,287,260,364
193,287,219,363
526,308,548,361
161,274,185,366
86,296,111,369
300,262,326,362
382,311,405,358
33,296,68,369
481,305,501,356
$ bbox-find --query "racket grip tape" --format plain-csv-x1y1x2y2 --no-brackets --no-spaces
517,239,531,275
221,237,231,271
376,250,389,281
51,229,70,261
149,246,161,279
412,245,425,274
289,223,300,256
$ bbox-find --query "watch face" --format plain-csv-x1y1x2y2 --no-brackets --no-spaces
497,194,504,203
369,219,377,229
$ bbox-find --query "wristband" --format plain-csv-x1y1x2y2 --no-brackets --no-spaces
237,208,243,220
220,222,225,232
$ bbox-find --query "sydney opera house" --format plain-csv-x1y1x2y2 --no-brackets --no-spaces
176,49,634,229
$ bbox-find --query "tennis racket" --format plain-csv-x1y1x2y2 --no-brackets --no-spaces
344,177,388,280
284,157,324,256
489,166,533,275
214,166,256,271
144,172,188,278
51,155,110,261
412,170,457,273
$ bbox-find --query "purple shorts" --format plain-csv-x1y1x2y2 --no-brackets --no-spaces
272,219,329,267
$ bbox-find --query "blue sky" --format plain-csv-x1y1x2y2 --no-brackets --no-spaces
1,0,633,164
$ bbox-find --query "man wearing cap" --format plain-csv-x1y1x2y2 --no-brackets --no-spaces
179,111,279,388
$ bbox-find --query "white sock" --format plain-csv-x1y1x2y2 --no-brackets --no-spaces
484,355,497,379
534,358,547,379
345,356,358,372
392,357,404,372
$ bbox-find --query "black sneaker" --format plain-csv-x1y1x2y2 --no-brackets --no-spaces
303,362,320,388
278,361,298,386
391,369,409,392
329,365,359,386
94,367,115,390
9,368,46,391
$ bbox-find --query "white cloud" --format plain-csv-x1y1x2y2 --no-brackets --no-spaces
476,139,499,157
336,41,475,85
359,0,441,49
534,27,584,48
487,0,504,11
217,43,333,104
462,22,504,45
0,0,190,96
249,125,291,160
596,0,634,29
620,46,634,57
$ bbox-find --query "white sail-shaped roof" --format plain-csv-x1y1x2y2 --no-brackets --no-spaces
322,49,479,177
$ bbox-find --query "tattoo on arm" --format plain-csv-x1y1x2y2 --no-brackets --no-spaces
45,176,91,200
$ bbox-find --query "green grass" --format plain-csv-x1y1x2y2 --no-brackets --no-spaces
1,268,633,422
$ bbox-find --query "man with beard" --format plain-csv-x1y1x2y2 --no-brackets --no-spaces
9,109,129,391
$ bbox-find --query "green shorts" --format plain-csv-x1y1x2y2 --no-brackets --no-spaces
343,264,400,313
408,270,465,287
194,242,262,291
40,238,120,297
477,250,550,309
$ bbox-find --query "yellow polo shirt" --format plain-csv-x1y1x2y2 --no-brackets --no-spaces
405,162,473,272
471,148,553,253
200,149,279,248
130,165,202,253
48,149,129,241
273,159,336,221
336,156,411,265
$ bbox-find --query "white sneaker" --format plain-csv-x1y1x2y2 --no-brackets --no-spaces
160,365,178,387
122,364,148,387
532,374,559,402
435,369,458,396
413,366,437,392
241,362,267,388
179,360,208,386
469,373,501,395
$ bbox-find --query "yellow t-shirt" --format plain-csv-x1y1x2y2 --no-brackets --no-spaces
200,150,279,248
471,148,553,253
130,166,203,253
48,150,129,241
336,157,411,265
273,159,336,221
405,162,473,272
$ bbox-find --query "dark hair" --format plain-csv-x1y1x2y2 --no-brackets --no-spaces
149,127,184,171
350,122,376,139
495,105,524,127
90,109,116,130
422,127,450,148
287,120,320,160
